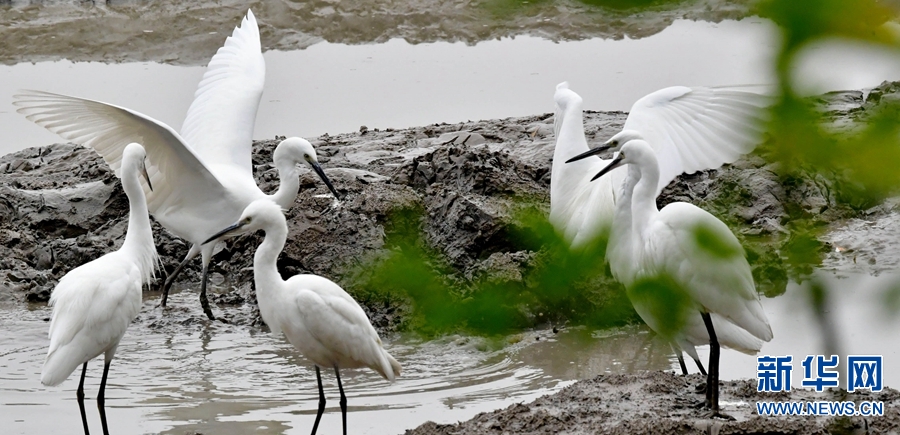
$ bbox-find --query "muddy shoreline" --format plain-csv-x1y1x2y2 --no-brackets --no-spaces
0,0,755,65
3,83,900,433
405,371,900,434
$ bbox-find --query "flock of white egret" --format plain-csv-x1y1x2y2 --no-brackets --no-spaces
13,7,774,434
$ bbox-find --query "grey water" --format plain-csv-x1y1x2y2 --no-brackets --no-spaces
5,17,899,157
4,13,900,435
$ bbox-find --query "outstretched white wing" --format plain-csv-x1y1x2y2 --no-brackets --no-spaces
13,90,232,241
180,9,265,181
623,86,770,194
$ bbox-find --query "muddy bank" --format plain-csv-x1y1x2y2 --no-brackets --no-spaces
406,371,900,434
2,82,899,331
0,0,755,65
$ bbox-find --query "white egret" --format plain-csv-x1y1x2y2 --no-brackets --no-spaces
203,199,400,435
550,81,768,249
41,143,158,435
552,82,769,373
570,139,773,415
14,10,340,321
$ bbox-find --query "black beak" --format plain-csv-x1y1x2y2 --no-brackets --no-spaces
141,160,153,192
590,153,626,182
203,222,245,245
565,144,612,164
310,162,342,200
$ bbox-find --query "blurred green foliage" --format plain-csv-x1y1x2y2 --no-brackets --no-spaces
352,205,635,336
353,0,900,338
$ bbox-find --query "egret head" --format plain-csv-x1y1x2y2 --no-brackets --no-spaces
554,81,582,111
202,199,285,245
563,129,645,165
122,142,153,191
274,137,341,200
589,139,654,182
603,130,643,149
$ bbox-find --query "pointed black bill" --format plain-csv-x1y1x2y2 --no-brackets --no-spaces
565,144,612,164
590,153,626,182
141,160,153,191
310,162,342,200
203,222,245,245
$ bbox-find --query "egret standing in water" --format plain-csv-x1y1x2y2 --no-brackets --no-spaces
14,10,340,321
203,199,400,435
551,82,769,373
569,139,773,416
41,143,158,435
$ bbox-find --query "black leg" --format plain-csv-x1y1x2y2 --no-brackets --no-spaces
693,357,708,376
77,362,90,435
335,367,347,435
701,312,720,412
97,361,111,435
311,366,326,435
160,255,191,308
674,347,689,376
199,263,215,321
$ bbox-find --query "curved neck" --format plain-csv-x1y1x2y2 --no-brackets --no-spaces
551,100,590,214
253,220,288,297
608,165,639,281
631,156,661,243
120,168,157,281
269,159,300,209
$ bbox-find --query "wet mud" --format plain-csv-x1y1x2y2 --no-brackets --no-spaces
3,82,900,434
406,371,900,434
0,0,754,65
4,82,900,330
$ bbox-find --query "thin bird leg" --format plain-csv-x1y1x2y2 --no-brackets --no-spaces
335,367,347,435
310,366,326,435
693,357,708,376
199,263,215,321
97,361,111,435
160,255,192,307
701,312,720,412
77,362,90,435
672,344,688,375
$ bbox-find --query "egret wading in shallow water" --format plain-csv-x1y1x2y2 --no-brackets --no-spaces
551,82,769,373
41,143,158,435
569,139,773,416
14,10,340,321
203,199,400,435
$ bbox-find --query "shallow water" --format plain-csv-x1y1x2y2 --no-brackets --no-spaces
3,270,899,434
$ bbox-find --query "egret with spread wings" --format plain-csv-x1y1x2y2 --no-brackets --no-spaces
15,10,340,321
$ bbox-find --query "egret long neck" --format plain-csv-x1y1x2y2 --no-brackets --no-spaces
551,99,590,210
631,153,662,243
253,220,288,299
608,165,639,282
120,167,157,281
269,159,300,210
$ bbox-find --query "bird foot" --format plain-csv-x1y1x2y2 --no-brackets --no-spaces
694,382,707,394
700,410,735,421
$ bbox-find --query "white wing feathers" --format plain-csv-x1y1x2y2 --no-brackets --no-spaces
624,86,770,195
648,203,773,342
291,279,400,382
180,9,265,179
12,91,229,227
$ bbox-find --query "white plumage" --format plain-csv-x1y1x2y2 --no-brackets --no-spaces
203,199,400,435
14,10,340,320
580,139,772,413
552,82,769,373
42,143,157,433
550,82,768,249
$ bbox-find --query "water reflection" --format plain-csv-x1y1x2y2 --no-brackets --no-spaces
2,19,776,156
3,269,899,434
